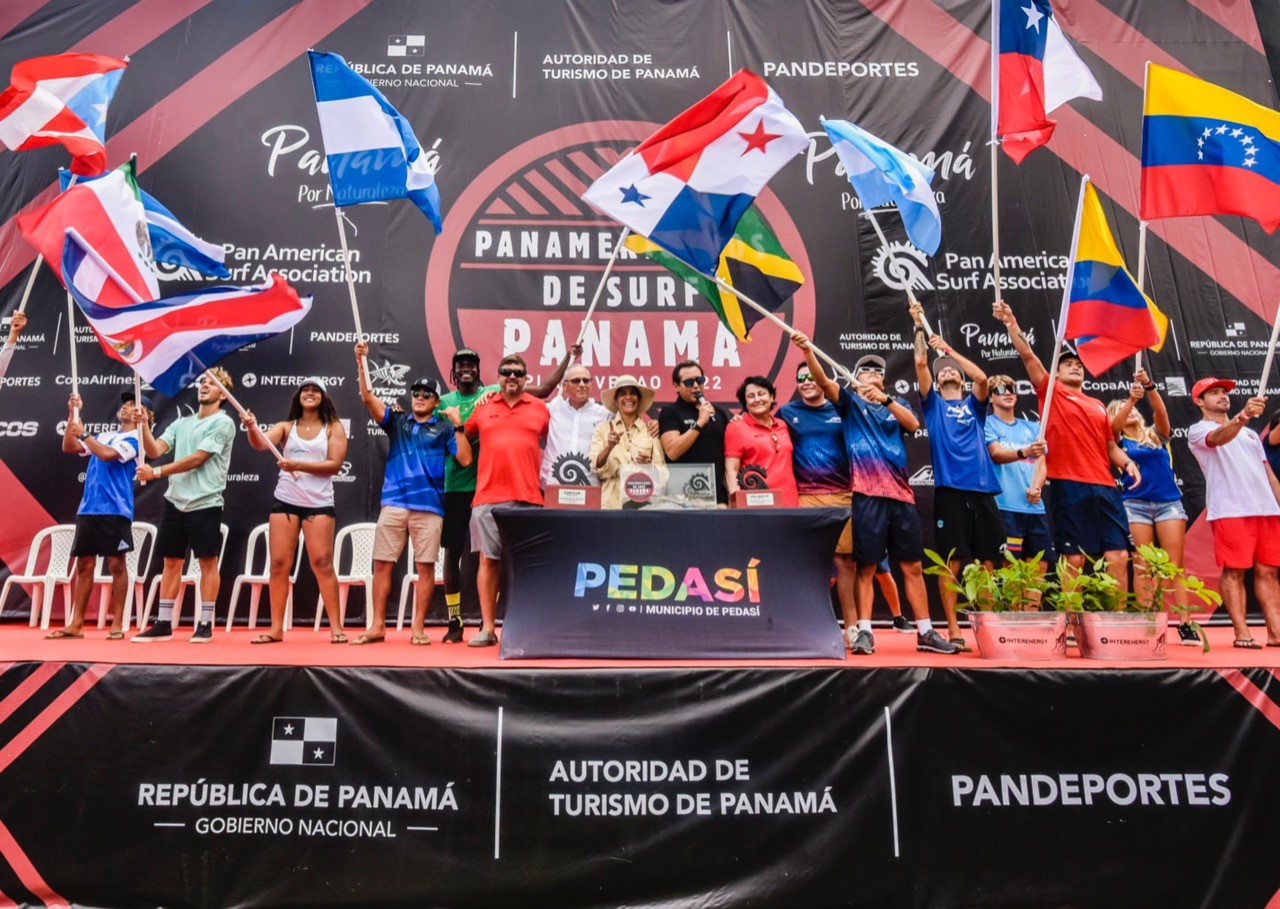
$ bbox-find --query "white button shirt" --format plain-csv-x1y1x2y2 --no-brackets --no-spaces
540,395,611,487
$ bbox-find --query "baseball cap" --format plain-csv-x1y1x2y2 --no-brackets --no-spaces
452,348,481,365
854,354,886,373
298,376,327,393
410,376,443,397
120,390,154,411
932,355,962,379
1191,377,1236,400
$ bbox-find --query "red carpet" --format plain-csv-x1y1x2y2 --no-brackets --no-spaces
0,623,1275,670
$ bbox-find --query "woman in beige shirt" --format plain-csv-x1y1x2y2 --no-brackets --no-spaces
590,375,667,508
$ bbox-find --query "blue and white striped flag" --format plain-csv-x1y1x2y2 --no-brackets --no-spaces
821,117,942,256
307,50,443,232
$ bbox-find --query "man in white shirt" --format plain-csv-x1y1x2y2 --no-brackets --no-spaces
0,311,28,382
540,363,610,488
1186,377,1280,649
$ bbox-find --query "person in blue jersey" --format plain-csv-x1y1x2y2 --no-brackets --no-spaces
1107,368,1195,645
355,341,472,645
911,300,1005,651
984,374,1052,590
48,390,148,640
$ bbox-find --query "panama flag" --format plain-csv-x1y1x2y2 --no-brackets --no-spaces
993,0,1102,163
308,50,443,232
0,53,127,175
19,158,158,308
63,233,311,397
59,168,230,278
582,70,808,274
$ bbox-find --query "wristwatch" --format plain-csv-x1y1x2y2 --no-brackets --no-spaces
453,424,465,433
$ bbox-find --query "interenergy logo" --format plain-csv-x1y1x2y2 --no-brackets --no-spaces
574,560,761,603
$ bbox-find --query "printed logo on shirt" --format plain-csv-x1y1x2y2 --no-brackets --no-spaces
945,401,973,425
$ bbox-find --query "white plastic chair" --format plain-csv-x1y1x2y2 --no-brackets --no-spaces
396,540,446,631
140,523,229,627
316,522,377,632
90,521,157,631
0,524,76,629
224,524,303,632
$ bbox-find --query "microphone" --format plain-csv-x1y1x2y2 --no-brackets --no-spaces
695,391,715,422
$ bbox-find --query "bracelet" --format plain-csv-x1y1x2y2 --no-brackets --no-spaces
690,424,702,433
1016,448,1024,460
158,464,164,478
1142,383,1155,391
913,325,926,334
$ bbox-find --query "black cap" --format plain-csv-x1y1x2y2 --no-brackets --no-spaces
452,348,480,365
121,390,154,411
410,376,443,397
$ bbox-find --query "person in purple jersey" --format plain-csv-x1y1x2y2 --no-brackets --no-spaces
791,332,957,656
911,299,1004,651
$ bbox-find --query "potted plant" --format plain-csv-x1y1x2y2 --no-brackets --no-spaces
1065,545,1219,660
923,549,1067,660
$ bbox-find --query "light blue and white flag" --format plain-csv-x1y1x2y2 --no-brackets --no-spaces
821,117,941,256
307,50,443,232
59,167,231,278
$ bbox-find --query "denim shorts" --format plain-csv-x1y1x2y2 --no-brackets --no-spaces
1123,498,1188,526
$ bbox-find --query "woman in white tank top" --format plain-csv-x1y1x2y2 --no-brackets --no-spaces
240,378,349,642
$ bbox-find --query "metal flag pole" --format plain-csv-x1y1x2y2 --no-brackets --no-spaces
1134,220,1148,372
134,372,147,483
861,208,937,339
1037,174,1089,442
333,207,369,386
576,227,631,348
1258,304,1280,397
201,368,288,464
989,0,1004,309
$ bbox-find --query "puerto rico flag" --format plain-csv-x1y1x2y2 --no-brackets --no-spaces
582,70,808,274
993,0,1102,163
63,233,311,397
0,53,127,175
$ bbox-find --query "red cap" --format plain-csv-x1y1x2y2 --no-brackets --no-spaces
1191,377,1236,400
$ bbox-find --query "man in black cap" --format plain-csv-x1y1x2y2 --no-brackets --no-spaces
354,341,471,644
47,389,152,640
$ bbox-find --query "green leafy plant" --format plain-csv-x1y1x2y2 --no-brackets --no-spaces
1050,556,1128,613
923,548,1050,612
1132,543,1221,652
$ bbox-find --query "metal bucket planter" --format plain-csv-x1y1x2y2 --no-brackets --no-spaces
1076,612,1168,661
966,610,1069,660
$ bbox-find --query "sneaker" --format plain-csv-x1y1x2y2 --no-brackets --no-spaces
850,629,875,655
891,615,916,633
917,628,959,654
190,622,213,644
467,628,499,648
442,617,464,644
1176,623,1200,646
132,620,172,643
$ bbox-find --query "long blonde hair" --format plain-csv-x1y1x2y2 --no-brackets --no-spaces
1106,399,1161,448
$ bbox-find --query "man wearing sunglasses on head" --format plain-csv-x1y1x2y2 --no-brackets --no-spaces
659,360,733,505
462,354,550,646
791,332,958,655
984,374,1053,582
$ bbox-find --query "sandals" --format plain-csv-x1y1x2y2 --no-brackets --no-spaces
106,630,125,641
330,631,348,644
411,634,431,646
350,633,385,645
1233,638,1263,650
251,633,284,645
44,628,83,640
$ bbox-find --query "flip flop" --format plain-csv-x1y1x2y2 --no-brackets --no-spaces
251,634,284,645
411,634,431,646
1267,642,1280,648
1233,638,1262,650
44,629,83,640
350,633,385,645
330,631,348,644
106,630,124,641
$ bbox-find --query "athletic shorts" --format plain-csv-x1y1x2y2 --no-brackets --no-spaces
270,499,336,520
374,506,443,564
442,490,475,553
158,502,223,560
1000,510,1056,564
470,500,540,560
851,494,923,566
933,487,1005,563
798,491,853,555
71,514,133,558
1122,498,1187,526
1046,479,1131,556
1210,515,1280,570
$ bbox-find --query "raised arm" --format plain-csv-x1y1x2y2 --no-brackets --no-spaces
910,301,932,398
528,343,583,399
928,333,988,400
354,341,388,424
1110,380,1145,435
240,413,288,452
1207,396,1266,448
790,332,839,403
1136,368,1171,438
993,299,1047,388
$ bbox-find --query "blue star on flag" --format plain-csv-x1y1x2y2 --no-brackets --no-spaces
619,184,651,206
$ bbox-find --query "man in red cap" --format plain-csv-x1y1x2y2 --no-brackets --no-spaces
1187,377,1280,648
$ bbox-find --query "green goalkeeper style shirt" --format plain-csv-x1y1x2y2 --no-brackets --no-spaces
439,384,499,493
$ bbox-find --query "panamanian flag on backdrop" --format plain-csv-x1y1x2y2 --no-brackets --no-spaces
582,69,808,275
63,232,312,397
307,50,443,232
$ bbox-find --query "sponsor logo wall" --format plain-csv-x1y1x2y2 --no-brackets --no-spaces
1,0,1279,618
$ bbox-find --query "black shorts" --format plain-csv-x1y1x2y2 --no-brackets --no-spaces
270,499,336,520
442,490,475,552
1001,510,1057,564
71,514,133,558
851,494,924,566
933,487,1006,563
1047,479,1132,556
158,501,223,560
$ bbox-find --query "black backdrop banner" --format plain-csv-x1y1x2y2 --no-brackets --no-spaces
1,1,1280,616
1,661,1279,908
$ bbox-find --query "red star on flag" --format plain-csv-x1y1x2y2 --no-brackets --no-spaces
738,120,782,155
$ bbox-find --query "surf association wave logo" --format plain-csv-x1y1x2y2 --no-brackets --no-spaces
425,122,816,404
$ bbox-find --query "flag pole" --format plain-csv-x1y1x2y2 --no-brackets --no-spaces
201,369,288,464
1037,174,1090,442
332,207,369,386
1134,220,1148,371
134,372,147,483
989,0,1003,309
15,257,43,314
1258,303,1280,397
576,227,630,348
861,208,937,339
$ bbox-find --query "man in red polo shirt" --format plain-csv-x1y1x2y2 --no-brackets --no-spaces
994,300,1140,586
462,353,550,646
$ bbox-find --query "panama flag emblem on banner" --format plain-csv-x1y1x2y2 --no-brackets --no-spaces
582,69,808,274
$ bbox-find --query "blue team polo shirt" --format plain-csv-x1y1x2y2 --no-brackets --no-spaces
778,398,850,495
379,410,458,514
984,414,1045,515
78,430,140,518
921,390,1000,494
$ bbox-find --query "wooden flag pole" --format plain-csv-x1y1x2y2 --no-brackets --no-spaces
201,369,288,466
576,227,630,348
333,207,369,387
1037,175,1089,443
861,208,937,339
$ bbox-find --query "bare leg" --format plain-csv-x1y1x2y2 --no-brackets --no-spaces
899,560,931,622
197,556,220,609
1129,523,1155,608
854,563,877,623
412,563,436,637
833,554,857,631
66,556,96,635
367,560,393,639
1103,549,1129,593
477,554,501,634
941,560,962,637
265,513,302,639
876,569,903,618
159,557,184,601
1219,567,1251,642
301,515,341,633
1254,564,1280,645
104,555,127,634
1152,519,1188,612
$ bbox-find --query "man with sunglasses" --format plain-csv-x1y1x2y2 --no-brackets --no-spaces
984,374,1053,578
791,333,958,655
540,363,610,489
462,354,550,646
659,360,732,505
355,341,471,645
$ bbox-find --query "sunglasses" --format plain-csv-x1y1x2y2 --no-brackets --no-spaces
566,377,591,385
680,376,707,388
796,373,814,383
857,365,885,375
410,389,436,399
499,367,527,378
991,385,1015,396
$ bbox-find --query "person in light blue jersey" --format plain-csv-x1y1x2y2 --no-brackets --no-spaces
984,374,1052,592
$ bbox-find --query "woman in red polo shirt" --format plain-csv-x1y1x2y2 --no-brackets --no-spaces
724,376,799,506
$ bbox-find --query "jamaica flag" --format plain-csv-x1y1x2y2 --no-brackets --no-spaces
624,206,804,342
